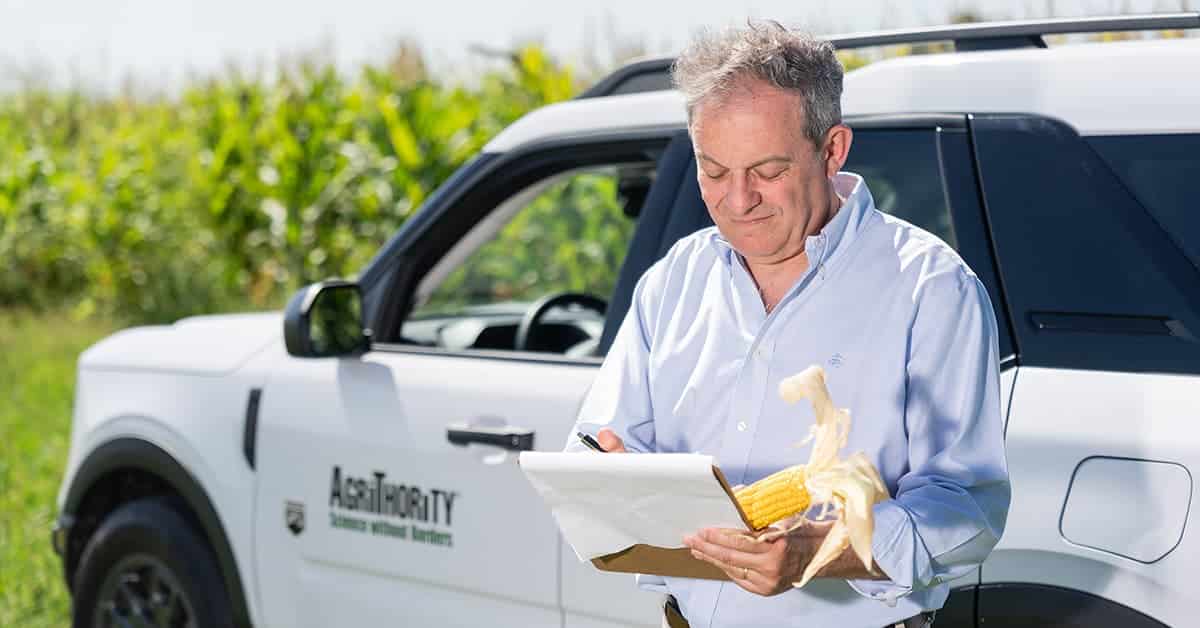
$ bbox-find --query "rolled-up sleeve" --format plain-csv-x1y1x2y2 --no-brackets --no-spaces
850,270,1011,604
565,268,661,454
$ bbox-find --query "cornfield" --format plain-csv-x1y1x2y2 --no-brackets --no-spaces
12,30,1148,325
0,46,574,324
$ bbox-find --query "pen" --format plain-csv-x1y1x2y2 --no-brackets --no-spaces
576,431,606,452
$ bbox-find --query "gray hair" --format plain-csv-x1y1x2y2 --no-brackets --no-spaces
671,21,844,146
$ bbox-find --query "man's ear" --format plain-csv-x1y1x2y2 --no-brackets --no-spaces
822,124,853,179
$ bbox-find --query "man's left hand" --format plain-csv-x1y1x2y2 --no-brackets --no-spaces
683,519,834,596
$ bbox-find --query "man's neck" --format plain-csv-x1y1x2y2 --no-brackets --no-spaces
743,253,809,315
744,190,845,314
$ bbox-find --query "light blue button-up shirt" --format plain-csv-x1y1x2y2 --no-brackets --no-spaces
568,172,1010,628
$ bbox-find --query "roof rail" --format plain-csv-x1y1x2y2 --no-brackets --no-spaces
579,12,1200,99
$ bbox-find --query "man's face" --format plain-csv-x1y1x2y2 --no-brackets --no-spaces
690,80,838,266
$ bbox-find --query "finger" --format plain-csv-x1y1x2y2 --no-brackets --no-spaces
688,548,769,595
684,533,766,572
596,428,627,453
688,547,744,580
699,527,774,554
684,534,740,569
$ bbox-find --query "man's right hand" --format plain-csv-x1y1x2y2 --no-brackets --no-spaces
597,428,627,453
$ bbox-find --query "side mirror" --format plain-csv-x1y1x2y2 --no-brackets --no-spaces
283,280,372,358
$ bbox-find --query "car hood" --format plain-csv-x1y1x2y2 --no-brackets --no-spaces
79,311,282,376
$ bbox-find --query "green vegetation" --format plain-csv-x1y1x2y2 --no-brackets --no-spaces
0,310,117,627
421,169,635,313
0,46,575,325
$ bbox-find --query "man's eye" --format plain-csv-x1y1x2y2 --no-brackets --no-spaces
756,168,788,180
702,170,727,179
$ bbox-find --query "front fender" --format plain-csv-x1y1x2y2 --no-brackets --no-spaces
59,437,254,628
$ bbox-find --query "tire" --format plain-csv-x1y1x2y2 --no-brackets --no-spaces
71,496,235,628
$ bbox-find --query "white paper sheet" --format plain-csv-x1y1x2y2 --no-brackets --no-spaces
518,452,747,561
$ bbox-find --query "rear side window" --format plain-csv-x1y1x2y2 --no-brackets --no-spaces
845,130,957,249
973,115,1200,375
1087,134,1200,272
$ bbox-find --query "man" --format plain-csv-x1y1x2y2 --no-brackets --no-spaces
566,21,1010,628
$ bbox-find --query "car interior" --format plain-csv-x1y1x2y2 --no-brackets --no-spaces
398,134,709,357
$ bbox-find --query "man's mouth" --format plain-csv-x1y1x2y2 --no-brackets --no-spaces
731,215,773,225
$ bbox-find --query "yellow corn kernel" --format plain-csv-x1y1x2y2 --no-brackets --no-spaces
734,465,810,529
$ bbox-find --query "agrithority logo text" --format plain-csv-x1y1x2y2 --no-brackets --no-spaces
327,465,458,547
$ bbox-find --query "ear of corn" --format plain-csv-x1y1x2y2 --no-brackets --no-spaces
733,465,810,529
730,366,889,587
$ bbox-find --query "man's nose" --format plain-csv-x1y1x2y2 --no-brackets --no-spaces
725,172,761,214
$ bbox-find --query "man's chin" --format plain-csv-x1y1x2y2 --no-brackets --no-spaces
726,234,777,255
730,240,806,266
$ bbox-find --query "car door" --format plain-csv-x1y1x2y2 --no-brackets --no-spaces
971,117,1200,628
557,118,1018,628
252,141,671,628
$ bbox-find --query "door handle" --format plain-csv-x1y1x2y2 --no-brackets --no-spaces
446,424,535,451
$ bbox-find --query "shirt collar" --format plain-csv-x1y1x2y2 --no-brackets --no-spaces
706,171,876,269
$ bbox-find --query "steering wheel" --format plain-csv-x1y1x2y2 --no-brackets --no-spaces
514,292,607,352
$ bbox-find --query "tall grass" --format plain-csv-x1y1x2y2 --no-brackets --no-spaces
0,310,116,627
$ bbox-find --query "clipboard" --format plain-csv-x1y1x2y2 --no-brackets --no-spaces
519,452,756,581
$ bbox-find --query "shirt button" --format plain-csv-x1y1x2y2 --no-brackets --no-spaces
737,421,748,432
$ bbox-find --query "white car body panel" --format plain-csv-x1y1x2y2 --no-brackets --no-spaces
987,366,1200,627
1060,457,1189,563
483,90,687,153
560,543,668,628
78,313,280,376
250,345,644,627
56,354,275,627
486,37,1200,157
843,37,1200,136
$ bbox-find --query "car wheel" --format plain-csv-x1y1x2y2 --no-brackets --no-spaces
71,496,234,628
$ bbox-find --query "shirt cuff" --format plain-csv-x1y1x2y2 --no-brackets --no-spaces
846,500,931,606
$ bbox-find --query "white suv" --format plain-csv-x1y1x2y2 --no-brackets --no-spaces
53,14,1200,628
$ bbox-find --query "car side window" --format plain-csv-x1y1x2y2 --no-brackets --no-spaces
1087,133,1200,272
844,130,957,249
400,166,643,355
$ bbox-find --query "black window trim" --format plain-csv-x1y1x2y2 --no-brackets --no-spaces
942,118,1021,367
371,341,606,367
367,126,683,363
